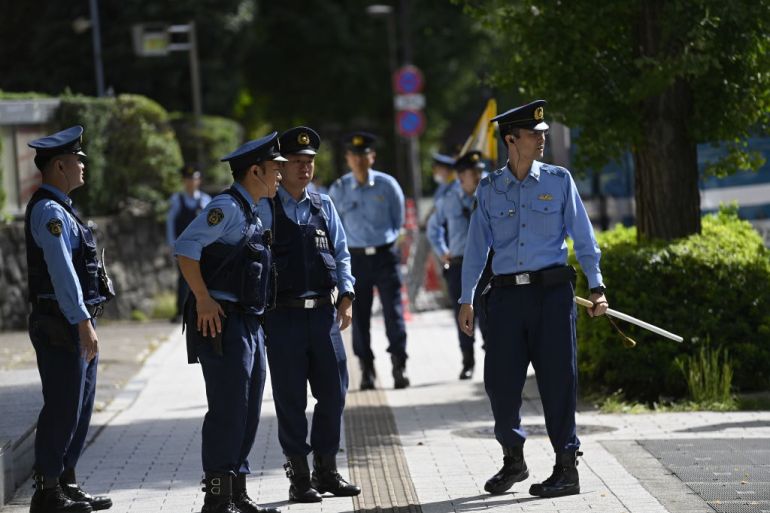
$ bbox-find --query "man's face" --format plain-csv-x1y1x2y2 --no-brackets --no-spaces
458,167,482,195
283,154,315,191
183,175,201,194
57,154,86,190
511,129,547,161
345,150,375,174
258,161,283,198
432,164,452,184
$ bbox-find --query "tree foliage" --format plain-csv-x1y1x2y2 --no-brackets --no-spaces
461,0,770,239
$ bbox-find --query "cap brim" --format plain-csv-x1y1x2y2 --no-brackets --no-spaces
294,149,317,155
75,150,87,157
534,121,549,131
270,156,288,162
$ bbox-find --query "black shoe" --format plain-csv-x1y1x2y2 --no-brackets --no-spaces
233,473,279,513
201,472,240,513
484,446,529,494
58,469,111,511
310,454,361,497
391,354,410,389
459,349,475,380
360,359,376,390
529,451,582,498
284,456,322,503
31,476,92,513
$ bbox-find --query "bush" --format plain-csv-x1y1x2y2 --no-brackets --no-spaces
676,345,735,407
56,94,183,215
571,208,770,402
170,113,243,190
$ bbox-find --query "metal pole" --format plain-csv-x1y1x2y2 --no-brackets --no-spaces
187,21,205,167
88,0,105,96
384,11,407,195
398,0,421,219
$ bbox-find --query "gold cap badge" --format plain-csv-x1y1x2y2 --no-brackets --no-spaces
298,132,310,145
471,153,480,161
352,135,364,146
534,106,544,121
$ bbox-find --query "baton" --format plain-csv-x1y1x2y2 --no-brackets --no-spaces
574,296,684,343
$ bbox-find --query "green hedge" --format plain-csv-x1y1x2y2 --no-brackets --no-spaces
170,113,243,190
571,208,770,402
56,94,183,215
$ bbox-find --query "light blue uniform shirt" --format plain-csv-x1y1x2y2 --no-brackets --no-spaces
328,169,405,248
428,180,475,258
29,184,92,324
274,186,355,294
165,190,211,246
460,161,603,304
174,182,265,302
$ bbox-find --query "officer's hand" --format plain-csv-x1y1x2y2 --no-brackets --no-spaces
458,303,475,336
77,319,98,362
336,297,353,331
441,253,451,269
588,292,608,317
196,295,226,337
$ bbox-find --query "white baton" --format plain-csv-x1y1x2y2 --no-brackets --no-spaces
574,296,684,343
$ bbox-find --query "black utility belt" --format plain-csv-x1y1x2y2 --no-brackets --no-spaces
218,300,264,316
34,298,104,319
349,242,394,256
492,265,576,288
275,295,333,309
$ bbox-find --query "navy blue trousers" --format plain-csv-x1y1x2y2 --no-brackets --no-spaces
264,305,348,458
197,311,266,474
176,266,190,318
444,260,490,352
350,248,408,361
29,313,97,479
483,281,580,454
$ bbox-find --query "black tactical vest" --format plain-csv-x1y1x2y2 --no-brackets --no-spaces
174,192,205,238
272,192,337,299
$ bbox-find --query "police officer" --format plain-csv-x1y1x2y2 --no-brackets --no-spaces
328,132,409,390
175,133,284,513
25,126,113,512
430,152,457,208
263,126,360,503
428,150,489,380
458,100,608,498
166,164,211,323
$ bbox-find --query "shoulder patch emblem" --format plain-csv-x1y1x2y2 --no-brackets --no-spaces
537,193,553,201
46,218,63,236
207,208,224,226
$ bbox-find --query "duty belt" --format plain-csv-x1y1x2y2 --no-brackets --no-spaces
34,298,104,319
492,265,576,288
349,242,394,256
274,295,333,309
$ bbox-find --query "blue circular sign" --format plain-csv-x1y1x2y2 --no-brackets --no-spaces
393,65,424,94
396,110,426,137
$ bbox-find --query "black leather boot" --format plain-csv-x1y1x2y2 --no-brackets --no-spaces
30,474,92,513
201,472,240,513
360,359,376,390
459,349,474,380
283,456,322,503
310,453,361,497
233,473,280,513
391,354,410,389
484,446,529,494
529,451,582,498
59,468,112,511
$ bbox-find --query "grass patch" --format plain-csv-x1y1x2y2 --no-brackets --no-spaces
150,291,176,320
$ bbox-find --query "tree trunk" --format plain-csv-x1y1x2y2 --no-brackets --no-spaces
633,1,701,241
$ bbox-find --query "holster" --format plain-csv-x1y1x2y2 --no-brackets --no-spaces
32,311,77,351
183,296,225,364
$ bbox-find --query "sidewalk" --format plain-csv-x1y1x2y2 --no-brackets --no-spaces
2,309,770,512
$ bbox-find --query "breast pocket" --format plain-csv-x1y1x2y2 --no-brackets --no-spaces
530,199,563,236
488,207,517,243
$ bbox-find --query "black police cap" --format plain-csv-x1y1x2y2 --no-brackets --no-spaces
492,99,549,131
27,125,87,171
279,126,321,156
432,153,456,168
454,150,485,172
180,164,201,179
221,132,288,172
344,131,377,154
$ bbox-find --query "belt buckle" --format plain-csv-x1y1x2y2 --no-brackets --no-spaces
515,273,530,285
303,299,316,309
364,246,376,256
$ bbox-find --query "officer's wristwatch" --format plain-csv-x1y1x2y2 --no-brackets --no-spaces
590,285,606,295
337,291,356,307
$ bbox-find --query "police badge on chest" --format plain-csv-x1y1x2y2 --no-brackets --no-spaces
315,229,329,251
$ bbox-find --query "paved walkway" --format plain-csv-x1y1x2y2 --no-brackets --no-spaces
2,309,770,512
